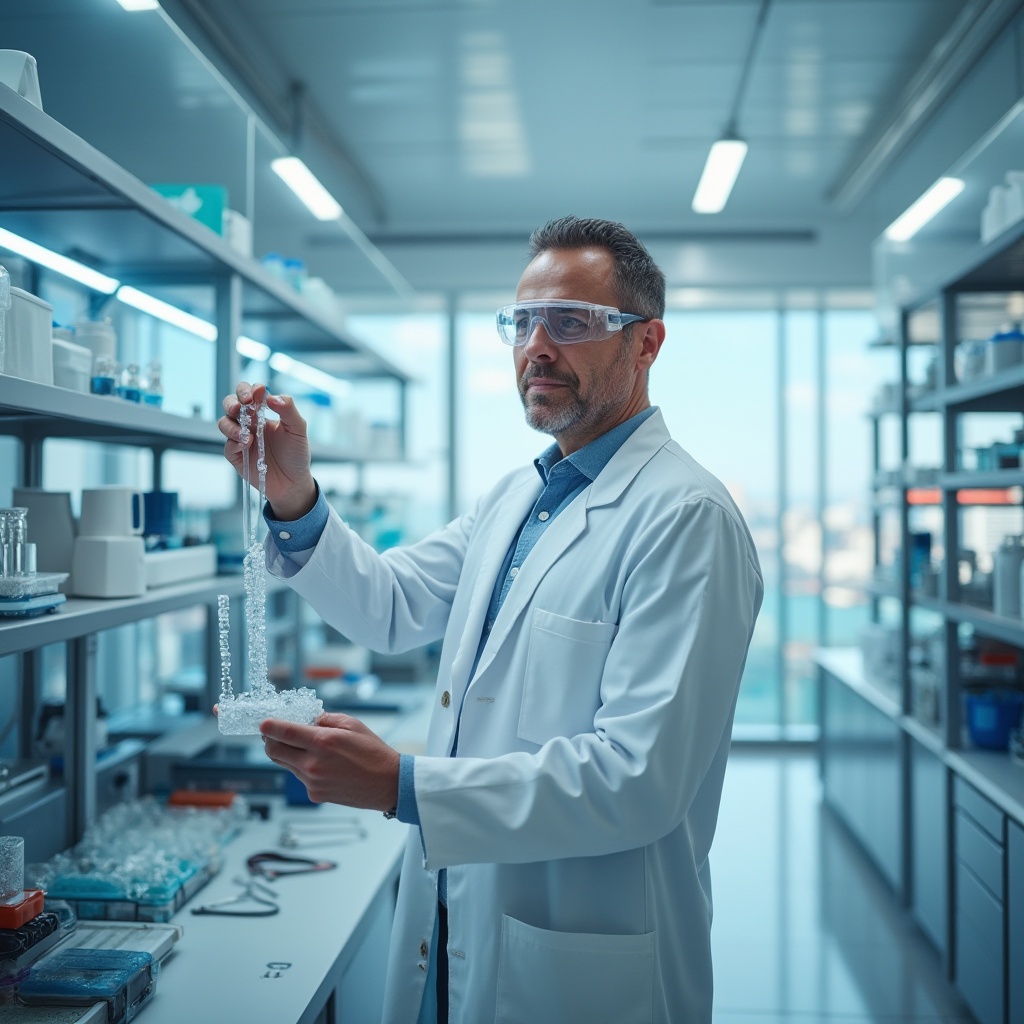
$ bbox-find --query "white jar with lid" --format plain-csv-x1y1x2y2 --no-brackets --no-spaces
74,317,117,359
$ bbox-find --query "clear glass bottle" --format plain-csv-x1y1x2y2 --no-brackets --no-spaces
118,362,142,403
0,508,28,576
91,353,118,396
142,360,163,408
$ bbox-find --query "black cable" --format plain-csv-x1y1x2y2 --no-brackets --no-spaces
725,0,773,136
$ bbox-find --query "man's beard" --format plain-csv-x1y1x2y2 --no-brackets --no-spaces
517,342,634,439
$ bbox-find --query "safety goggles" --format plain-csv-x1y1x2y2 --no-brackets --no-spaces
496,301,648,346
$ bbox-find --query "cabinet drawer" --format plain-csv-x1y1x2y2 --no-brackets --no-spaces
1011,821,1024,1024
957,809,1005,902
956,904,1006,1024
956,859,1004,959
954,777,1004,843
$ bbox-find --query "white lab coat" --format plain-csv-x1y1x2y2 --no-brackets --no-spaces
266,410,763,1024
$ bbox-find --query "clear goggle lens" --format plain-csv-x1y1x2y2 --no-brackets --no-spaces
496,301,646,346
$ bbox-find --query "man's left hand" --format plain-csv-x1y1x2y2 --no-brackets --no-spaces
260,713,400,811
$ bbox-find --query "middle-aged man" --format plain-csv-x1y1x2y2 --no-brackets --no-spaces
218,216,763,1024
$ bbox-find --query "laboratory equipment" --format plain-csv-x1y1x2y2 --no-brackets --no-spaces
117,363,142,403
0,508,29,576
217,398,323,734
91,354,118,396
18,947,158,1024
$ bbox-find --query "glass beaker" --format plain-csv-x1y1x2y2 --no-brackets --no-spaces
91,353,118,396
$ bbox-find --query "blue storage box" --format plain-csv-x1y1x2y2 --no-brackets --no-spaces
966,690,1024,750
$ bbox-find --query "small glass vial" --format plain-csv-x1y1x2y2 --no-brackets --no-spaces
91,354,118,396
7,509,27,576
118,362,142,403
142,360,163,408
0,512,8,577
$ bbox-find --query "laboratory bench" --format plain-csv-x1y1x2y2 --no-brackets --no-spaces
15,692,433,1024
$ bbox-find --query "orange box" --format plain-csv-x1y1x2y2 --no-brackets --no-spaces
0,888,44,929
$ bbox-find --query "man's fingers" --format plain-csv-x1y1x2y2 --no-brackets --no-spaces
260,717,320,749
315,712,356,730
266,393,307,433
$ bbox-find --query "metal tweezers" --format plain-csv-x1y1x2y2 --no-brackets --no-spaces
191,876,280,917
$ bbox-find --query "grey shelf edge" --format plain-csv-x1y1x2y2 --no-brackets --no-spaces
0,85,409,384
816,647,1024,826
938,471,1024,489
911,364,1024,413
0,375,222,451
912,597,1024,644
0,573,288,658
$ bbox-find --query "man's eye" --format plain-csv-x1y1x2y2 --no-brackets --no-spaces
514,317,529,333
558,316,586,334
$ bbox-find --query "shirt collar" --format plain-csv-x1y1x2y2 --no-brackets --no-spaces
533,407,658,485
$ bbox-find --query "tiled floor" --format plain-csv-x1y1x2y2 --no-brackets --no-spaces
710,748,972,1023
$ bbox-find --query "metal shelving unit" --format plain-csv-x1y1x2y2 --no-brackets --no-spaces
0,82,412,851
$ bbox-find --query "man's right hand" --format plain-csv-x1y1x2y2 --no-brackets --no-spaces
218,382,318,521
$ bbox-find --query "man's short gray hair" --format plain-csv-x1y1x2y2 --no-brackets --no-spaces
527,216,666,322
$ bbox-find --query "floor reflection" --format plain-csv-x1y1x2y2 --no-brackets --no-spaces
711,748,970,1023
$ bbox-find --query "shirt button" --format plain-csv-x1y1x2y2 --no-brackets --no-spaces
538,511,550,521
441,691,451,708
509,566,519,578
418,962,427,971
279,530,292,540
420,940,429,957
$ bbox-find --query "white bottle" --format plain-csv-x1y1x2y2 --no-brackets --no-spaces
994,535,1023,617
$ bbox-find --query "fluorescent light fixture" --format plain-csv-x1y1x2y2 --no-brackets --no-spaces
0,227,120,293
115,0,160,10
116,286,217,341
271,157,343,221
269,352,352,397
692,137,748,214
884,177,965,242
237,336,272,361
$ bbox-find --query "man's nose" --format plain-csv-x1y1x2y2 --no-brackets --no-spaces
523,316,557,358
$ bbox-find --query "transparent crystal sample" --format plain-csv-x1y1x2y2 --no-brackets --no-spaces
0,836,24,900
218,399,323,735
216,687,325,734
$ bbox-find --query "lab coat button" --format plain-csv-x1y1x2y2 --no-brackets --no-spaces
510,566,519,577
538,510,549,521
279,530,291,540
419,940,429,957
441,691,451,708
418,961,427,971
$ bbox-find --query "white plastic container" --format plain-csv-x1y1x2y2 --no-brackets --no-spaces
994,535,1024,618
985,326,1024,374
4,287,53,385
0,50,42,109
73,318,116,359
52,335,92,392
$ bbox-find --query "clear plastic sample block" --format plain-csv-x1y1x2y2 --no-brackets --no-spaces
217,688,324,735
0,836,23,901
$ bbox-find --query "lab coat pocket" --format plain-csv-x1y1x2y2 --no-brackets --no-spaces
518,609,617,746
495,914,654,1024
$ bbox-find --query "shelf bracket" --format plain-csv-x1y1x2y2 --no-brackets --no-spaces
66,634,98,842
